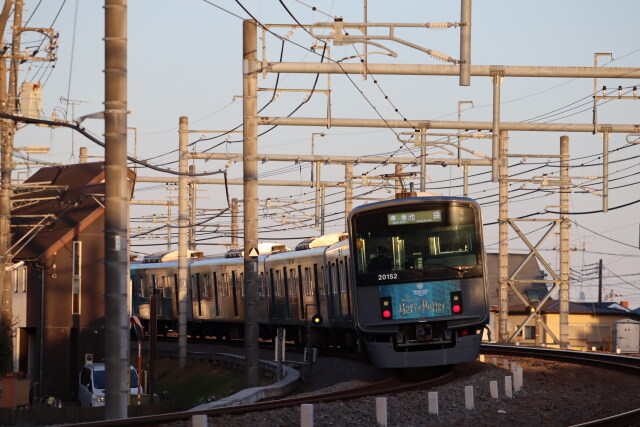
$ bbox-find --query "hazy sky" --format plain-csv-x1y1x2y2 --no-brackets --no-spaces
11,1,640,306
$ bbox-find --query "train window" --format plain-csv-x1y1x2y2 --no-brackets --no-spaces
304,267,312,296
163,276,172,298
318,267,325,295
190,275,196,297
275,270,282,297
289,269,297,296
331,263,338,295
339,259,347,294
152,274,158,295
239,273,244,297
203,274,212,298
220,274,229,297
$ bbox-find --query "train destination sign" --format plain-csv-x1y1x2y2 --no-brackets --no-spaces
387,209,442,226
379,280,461,320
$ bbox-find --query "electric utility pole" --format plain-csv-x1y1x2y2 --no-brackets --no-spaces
104,0,129,419
0,0,21,335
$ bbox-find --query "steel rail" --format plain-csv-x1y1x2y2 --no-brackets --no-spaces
69,369,455,426
481,344,640,426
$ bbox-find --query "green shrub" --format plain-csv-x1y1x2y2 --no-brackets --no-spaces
0,313,16,375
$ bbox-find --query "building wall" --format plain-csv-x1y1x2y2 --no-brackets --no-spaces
39,218,106,399
504,312,631,351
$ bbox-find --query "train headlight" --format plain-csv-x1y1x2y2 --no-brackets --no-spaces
450,291,463,314
380,297,393,319
311,314,323,325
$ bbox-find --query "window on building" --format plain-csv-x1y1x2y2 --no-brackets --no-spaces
72,241,81,314
524,326,536,340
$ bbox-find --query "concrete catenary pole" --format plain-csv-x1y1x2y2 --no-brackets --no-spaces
0,0,20,341
559,135,571,349
243,19,260,387
189,164,197,250
178,116,189,369
459,0,471,86
104,0,129,418
344,163,353,230
498,130,509,342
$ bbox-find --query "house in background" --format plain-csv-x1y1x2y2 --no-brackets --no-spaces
504,300,639,351
10,162,135,400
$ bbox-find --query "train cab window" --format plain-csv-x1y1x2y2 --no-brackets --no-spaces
289,269,297,296
162,276,172,298
203,274,212,298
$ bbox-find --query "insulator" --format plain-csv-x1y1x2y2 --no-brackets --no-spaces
602,85,607,96
634,86,637,97
618,86,622,97
426,22,452,29
429,49,454,63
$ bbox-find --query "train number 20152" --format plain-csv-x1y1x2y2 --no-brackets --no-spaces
378,273,397,281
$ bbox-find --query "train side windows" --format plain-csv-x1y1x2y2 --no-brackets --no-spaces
275,270,282,297
289,269,297,296
304,267,312,296
331,263,338,295
240,272,245,297
203,274,211,298
339,259,347,294
220,274,229,297
162,276,172,298
318,267,325,295
151,274,158,295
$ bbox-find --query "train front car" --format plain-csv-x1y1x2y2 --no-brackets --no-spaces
348,196,489,368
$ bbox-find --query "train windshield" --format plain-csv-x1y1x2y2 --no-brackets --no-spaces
352,203,482,283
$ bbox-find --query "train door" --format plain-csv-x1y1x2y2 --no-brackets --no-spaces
231,271,239,317
314,264,328,322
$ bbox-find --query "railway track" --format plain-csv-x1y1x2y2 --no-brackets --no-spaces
481,344,640,426
71,344,640,426
71,368,455,426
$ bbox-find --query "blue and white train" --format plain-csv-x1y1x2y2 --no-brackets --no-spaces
130,195,490,368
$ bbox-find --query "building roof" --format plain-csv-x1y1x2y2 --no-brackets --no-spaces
11,162,135,260
508,300,636,316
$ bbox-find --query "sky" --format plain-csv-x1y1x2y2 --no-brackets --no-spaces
9,0,640,306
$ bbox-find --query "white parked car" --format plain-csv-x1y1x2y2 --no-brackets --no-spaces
78,363,142,407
